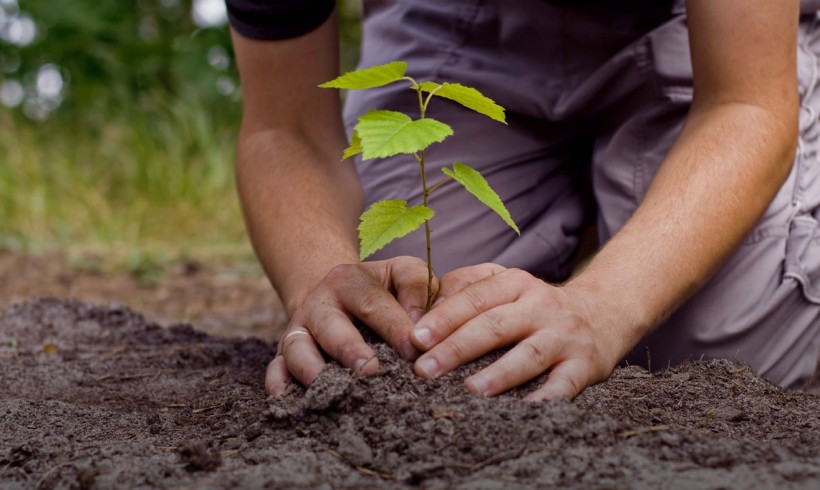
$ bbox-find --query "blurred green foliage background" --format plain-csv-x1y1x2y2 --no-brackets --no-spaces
0,0,361,264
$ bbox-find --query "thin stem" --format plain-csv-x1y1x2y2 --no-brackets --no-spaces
421,151,434,312
420,151,430,204
424,220,434,311
402,76,419,88
405,76,443,118
421,85,443,116
414,83,436,312
427,175,453,196
403,76,426,117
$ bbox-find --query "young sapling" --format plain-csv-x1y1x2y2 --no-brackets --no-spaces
320,61,520,311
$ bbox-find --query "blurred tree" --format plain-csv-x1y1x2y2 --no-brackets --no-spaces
0,0,361,127
0,0,362,258
1,0,240,125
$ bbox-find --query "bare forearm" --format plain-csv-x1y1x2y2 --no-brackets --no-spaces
567,103,797,360
230,13,366,315
236,129,363,314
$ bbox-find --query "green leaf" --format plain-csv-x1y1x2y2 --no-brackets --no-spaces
356,110,453,160
419,82,506,124
358,200,435,260
442,163,520,234
342,130,363,160
319,61,407,90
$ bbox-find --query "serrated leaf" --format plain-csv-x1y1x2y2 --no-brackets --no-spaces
319,61,407,90
342,130,363,160
419,82,506,124
356,110,453,160
442,163,520,234
359,200,434,260
417,81,440,93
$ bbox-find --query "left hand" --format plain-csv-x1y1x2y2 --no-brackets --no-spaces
409,264,627,400
266,256,437,397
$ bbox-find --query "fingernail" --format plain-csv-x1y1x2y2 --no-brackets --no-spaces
415,356,440,378
413,327,433,348
400,339,417,360
466,375,489,396
409,308,424,323
273,382,291,398
353,357,374,375
269,379,285,398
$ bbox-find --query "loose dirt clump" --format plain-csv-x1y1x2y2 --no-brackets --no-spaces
1,298,818,489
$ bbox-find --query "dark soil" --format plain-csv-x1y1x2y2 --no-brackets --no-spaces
0,251,287,342
1,298,819,489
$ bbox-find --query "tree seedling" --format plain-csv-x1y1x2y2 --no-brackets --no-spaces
320,61,519,311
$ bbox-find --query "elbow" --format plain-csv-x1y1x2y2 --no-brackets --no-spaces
735,96,800,187
775,98,800,185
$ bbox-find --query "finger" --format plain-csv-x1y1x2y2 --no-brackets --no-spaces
265,355,291,397
433,263,506,307
523,360,590,401
389,256,439,323
411,268,528,351
414,303,525,379
279,326,327,387
462,332,561,396
276,327,310,355
334,270,417,359
302,309,381,375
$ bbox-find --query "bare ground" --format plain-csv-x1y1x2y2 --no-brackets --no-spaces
0,251,287,341
0,253,818,489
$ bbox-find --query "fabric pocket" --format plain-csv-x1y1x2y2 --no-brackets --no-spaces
643,13,692,101
784,18,820,305
785,216,820,304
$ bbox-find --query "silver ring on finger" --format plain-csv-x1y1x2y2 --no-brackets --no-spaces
282,327,311,345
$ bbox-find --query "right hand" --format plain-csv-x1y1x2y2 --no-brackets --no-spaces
265,256,438,397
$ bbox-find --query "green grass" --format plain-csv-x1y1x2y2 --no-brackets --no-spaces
0,95,255,267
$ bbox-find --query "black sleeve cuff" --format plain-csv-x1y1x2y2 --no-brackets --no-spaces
226,0,336,41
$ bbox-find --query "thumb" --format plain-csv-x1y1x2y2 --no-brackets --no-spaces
389,256,438,322
434,263,506,308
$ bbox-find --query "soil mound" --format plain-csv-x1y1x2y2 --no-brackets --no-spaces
1,298,818,489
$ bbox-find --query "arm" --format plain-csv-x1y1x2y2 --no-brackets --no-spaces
233,15,359,314
565,0,799,359
232,14,432,395
408,0,799,399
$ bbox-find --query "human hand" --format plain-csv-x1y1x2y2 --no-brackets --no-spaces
410,264,626,400
266,256,437,397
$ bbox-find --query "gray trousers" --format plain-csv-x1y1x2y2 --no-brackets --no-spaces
343,0,820,388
